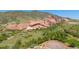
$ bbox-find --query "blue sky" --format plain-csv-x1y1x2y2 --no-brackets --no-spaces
0,10,79,19
39,10,79,19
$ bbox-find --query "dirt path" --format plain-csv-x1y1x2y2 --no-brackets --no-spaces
34,40,71,49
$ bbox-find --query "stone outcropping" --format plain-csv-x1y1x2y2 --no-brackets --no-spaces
6,16,59,30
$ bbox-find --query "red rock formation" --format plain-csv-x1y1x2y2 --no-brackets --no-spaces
6,23,17,30
6,16,57,30
47,16,57,24
17,23,28,30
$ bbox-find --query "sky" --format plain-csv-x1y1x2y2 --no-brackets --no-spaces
39,10,79,19
0,10,79,19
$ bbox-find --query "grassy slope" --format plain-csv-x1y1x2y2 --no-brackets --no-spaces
0,23,79,48
0,12,52,24
0,11,79,48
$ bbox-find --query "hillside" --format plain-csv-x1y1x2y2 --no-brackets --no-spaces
0,11,65,24
0,11,79,49
0,11,51,24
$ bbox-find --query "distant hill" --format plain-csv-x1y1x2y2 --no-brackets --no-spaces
0,11,51,24
0,11,69,24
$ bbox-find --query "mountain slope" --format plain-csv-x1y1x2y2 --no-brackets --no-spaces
0,11,79,49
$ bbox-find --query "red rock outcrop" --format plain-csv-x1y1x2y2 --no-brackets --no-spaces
6,16,57,30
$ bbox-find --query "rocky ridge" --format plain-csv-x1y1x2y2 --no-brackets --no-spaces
6,16,64,30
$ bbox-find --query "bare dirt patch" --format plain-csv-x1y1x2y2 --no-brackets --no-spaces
34,40,71,49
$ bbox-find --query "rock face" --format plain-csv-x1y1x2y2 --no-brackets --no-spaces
6,16,58,30
34,40,71,49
